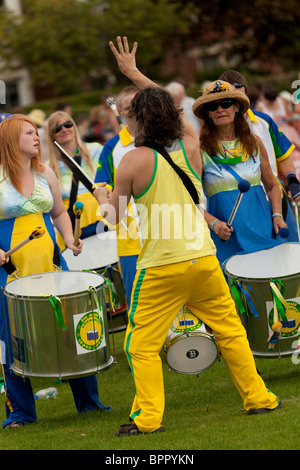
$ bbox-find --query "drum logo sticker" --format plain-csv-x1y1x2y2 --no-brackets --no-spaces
171,311,202,333
266,297,300,338
73,309,106,355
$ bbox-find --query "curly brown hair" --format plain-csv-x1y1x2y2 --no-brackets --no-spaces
128,87,184,148
200,108,258,157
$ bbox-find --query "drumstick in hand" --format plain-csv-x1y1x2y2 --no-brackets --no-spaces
227,179,251,228
106,97,124,129
5,227,45,257
221,179,250,242
73,201,84,246
277,227,290,238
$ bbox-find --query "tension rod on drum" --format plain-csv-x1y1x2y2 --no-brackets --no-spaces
104,280,117,364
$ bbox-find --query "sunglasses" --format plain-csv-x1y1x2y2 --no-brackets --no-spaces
55,120,74,133
205,99,237,112
232,82,244,89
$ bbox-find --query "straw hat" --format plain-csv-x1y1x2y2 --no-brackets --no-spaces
193,80,250,119
27,109,46,127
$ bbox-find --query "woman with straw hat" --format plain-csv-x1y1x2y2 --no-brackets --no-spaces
193,80,288,264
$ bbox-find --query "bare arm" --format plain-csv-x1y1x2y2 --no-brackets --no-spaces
258,138,287,233
109,36,198,141
277,155,300,202
93,151,134,224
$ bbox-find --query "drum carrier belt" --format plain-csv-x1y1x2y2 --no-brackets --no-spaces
2,243,62,278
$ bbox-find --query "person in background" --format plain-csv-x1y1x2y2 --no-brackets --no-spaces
255,82,287,123
219,70,300,239
93,36,281,437
164,81,201,133
55,102,72,116
46,111,104,249
0,114,109,428
95,86,141,309
27,108,49,162
88,105,116,144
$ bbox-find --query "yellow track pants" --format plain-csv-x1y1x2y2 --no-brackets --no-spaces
124,255,279,433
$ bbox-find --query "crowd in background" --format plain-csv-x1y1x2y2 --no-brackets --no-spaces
6,78,300,182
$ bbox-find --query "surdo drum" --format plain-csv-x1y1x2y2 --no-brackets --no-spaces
4,271,113,379
224,243,300,358
63,231,128,333
164,306,219,375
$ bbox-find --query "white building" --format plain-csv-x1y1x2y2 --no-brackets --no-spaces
0,0,35,108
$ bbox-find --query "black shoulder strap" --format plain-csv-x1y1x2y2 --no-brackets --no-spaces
143,141,199,206
67,154,82,229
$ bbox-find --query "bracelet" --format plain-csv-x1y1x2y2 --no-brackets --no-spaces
210,219,219,230
272,213,283,219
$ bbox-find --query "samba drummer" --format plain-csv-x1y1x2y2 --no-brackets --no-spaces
0,114,110,429
93,36,281,437
192,80,288,265
46,112,104,251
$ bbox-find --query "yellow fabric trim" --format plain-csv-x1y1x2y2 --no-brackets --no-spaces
276,144,295,162
9,213,55,280
119,126,133,146
247,109,259,123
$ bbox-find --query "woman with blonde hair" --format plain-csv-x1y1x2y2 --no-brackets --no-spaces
0,114,109,428
47,111,104,246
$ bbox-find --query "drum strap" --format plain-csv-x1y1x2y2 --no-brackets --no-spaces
1,260,18,277
2,243,62,276
143,141,200,206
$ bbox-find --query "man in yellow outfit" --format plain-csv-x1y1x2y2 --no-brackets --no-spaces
94,36,281,436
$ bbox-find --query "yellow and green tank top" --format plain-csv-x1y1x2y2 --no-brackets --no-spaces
134,139,216,269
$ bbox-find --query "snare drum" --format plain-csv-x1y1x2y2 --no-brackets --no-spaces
63,231,128,333
164,306,219,375
4,271,113,379
224,243,300,358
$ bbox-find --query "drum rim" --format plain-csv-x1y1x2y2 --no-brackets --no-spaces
224,243,300,280
164,330,217,350
225,272,300,282
4,270,106,298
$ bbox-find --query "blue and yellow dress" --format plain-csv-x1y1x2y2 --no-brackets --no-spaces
202,139,283,265
0,168,109,428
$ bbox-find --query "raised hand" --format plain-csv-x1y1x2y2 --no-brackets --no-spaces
109,36,138,79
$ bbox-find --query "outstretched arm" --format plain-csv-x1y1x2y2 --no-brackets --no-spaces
109,36,158,90
109,36,198,141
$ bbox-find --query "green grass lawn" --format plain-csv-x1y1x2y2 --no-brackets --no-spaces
1,330,300,451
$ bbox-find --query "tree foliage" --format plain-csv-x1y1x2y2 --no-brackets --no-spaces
0,0,299,97
0,0,196,95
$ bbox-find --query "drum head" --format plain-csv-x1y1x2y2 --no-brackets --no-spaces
165,332,218,375
4,270,104,298
225,243,300,279
62,231,118,271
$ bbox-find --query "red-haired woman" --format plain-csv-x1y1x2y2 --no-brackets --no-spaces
0,115,109,429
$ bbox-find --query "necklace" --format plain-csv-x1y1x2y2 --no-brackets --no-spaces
213,140,250,164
